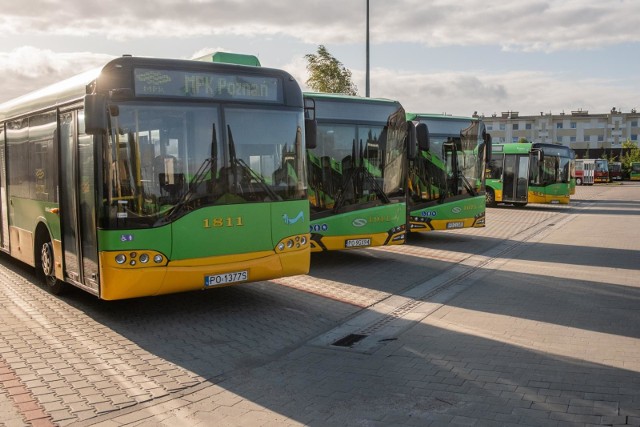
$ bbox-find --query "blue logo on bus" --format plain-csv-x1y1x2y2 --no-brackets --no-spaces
120,234,134,242
421,211,437,217
283,211,304,225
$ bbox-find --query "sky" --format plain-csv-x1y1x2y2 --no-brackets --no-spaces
1,0,639,117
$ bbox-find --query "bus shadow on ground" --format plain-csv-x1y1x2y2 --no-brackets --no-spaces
2,237,639,426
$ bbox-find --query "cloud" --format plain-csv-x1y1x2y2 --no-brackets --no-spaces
344,68,639,118
2,0,639,51
0,47,114,103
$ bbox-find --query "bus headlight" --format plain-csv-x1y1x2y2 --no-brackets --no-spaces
139,253,149,263
300,236,307,245
286,239,294,248
277,242,285,251
115,254,126,264
153,254,164,264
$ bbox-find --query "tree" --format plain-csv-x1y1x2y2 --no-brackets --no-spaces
517,138,530,144
304,45,358,95
620,139,640,177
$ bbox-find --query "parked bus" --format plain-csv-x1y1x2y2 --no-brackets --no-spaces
594,159,610,183
405,114,488,231
631,162,640,181
575,158,609,185
486,143,571,206
304,93,407,251
609,161,622,181
574,159,594,185
0,56,312,300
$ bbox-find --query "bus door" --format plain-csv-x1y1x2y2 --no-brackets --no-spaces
583,160,595,184
502,154,529,203
59,110,100,295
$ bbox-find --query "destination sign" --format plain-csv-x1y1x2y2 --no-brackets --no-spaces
134,68,281,102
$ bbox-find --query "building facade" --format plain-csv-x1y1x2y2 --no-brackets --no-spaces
478,109,640,159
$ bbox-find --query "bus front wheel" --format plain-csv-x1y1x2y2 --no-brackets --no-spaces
36,238,67,295
486,188,496,207
576,177,582,185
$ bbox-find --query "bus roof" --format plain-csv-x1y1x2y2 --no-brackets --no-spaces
407,113,483,136
303,92,398,105
194,51,261,67
0,67,103,121
406,112,477,122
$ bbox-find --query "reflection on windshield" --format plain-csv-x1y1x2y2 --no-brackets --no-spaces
103,104,306,228
408,120,484,204
307,109,406,214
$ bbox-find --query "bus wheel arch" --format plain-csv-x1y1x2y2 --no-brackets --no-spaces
34,224,68,295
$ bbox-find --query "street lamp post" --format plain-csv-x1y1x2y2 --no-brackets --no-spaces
366,0,370,97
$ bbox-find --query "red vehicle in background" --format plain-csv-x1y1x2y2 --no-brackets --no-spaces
594,159,610,183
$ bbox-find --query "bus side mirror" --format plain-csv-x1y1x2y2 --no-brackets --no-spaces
485,133,492,164
84,94,108,134
416,123,429,152
305,119,317,149
406,121,417,160
538,149,544,163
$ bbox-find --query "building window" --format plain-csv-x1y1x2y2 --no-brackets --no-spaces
598,135,604,142
556,123,563,129
499,124,506,131
631,121,638,127
556,135,562,142
512,137,518,143
632,134,638,141
512,124,519,130
570,136,576,142
570,122,577,129
525,123,532,130
486,125,493,131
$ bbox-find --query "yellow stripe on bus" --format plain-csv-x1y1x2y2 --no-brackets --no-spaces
99,249,309,300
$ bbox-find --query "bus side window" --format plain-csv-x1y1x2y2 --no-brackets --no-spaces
488,154,504,180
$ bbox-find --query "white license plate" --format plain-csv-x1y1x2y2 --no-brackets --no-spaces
446,221,464,229
345,238,371,248
205,270,248,287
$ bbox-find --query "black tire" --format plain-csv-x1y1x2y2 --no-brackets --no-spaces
485,188,496,207
37,239,68,295
576,177,582,185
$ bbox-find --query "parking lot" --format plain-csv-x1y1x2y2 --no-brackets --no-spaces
1,183,639,426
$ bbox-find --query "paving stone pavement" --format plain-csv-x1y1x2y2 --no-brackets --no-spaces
2,183,639,426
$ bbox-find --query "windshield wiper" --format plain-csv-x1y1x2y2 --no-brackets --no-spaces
157,156,215,224
458,171,477,196
333,139,390,213
227,125,281,201
156,123,218,224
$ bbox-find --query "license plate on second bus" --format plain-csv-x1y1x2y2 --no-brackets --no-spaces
446,221,464,229
345,238,371,248
205,270,248,287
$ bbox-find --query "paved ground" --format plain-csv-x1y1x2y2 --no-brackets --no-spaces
1,183,639,426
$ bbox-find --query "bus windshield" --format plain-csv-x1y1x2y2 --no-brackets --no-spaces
104,102,306,228
307,104,406,213
410,119,484,203
533,146,571,185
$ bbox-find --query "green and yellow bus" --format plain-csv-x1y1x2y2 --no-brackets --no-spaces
0,55,312,300
405,114,489,232
486,142,571,206
304,93,407,251
630,162,640,181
